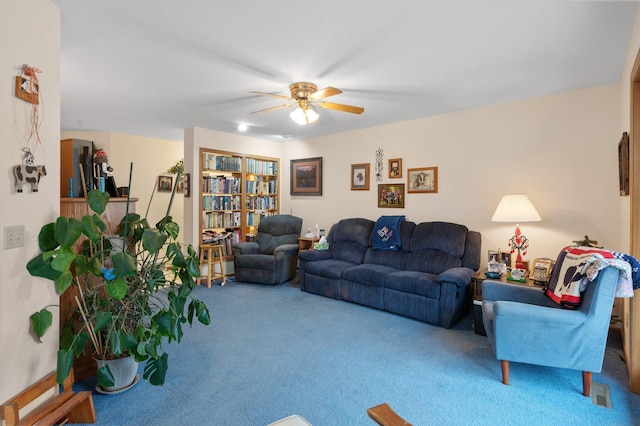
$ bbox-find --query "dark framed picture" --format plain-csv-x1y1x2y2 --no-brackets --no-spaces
407,167,438,193
388,158,402,178
351,163,370,190
619,131,629,196
291,157,322,195
158,175,173,193
377,183,405,208
500,252,512,268
183,173,191,197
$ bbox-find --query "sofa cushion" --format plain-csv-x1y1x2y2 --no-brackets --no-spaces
327,218,374,264
305,259,358,280
385,271,441,299
407,250,463,275
408,222,468,274
409,222,468,257
343,264,400,287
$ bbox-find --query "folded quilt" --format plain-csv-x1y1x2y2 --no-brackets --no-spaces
372,215,405,251
546,246,637,309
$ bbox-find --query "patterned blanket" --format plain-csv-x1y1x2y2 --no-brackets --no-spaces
372,215,405,251
545,246,638,309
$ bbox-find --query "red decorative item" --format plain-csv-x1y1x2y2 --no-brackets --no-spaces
508,225,530,269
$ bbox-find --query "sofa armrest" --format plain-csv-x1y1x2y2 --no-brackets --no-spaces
298,249,331,262
436,267,475,288
233,242,260,255
274,244,300,259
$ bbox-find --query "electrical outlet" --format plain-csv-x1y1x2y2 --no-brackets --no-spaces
4,225,25,249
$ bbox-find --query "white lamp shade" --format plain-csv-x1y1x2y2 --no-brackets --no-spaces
491,194,542,223
290,107,319,125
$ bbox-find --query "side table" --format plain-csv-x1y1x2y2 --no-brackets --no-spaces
298,237,319,252
471,269,545,336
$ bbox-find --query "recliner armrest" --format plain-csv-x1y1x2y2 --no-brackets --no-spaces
436,267,475,288
233,242,260,255
274,244,300,259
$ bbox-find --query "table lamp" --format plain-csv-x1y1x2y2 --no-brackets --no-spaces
491,194,542,269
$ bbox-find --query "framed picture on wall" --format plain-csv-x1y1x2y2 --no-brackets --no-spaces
388,158,402,178
158,175,173,193
377,183,405,208
291,157,322,195
407,167,438,193
351,163,370,190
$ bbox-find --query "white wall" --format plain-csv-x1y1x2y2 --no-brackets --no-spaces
0,0,60,402
281,83,623,265
61,130,184,242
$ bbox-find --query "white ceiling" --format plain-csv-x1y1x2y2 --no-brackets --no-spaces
53,1,639,143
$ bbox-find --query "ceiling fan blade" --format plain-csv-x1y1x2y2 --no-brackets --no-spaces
316,101,364,114
250,103,296,115
249,91,293,101
309,86,342,100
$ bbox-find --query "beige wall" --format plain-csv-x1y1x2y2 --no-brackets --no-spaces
0,0,60,402
280,83,624,264
186,83,624,266
60,131,184,242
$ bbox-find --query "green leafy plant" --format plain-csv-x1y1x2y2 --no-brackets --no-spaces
167,158,184,175
26,180,210,387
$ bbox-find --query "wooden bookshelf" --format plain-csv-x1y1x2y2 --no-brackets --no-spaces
199,148,279,259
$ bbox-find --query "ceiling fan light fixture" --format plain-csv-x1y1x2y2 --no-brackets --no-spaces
290,106,319,125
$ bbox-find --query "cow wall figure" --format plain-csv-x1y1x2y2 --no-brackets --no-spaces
13,165,46,193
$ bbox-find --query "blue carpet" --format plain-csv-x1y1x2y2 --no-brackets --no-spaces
76,279,640,425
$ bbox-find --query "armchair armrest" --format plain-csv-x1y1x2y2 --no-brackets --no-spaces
437,267,475,288
482,280,550,306
298,249,331,262
274,244,300,259
493,301,586,327
233,241,259,255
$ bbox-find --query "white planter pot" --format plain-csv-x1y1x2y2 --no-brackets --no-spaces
95,356,139,393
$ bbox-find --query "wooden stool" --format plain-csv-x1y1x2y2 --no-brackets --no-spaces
197,244,225,287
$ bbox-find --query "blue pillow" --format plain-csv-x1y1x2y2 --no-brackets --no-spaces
373,215,405,250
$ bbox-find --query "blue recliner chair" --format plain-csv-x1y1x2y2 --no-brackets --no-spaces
233,215,302,284
481,265,619,396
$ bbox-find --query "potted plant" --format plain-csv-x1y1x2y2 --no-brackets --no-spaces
26,174,210,391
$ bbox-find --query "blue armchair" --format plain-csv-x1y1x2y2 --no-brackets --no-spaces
233,215,302,285
481,266,619,396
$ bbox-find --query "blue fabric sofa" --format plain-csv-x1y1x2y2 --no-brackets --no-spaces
298,218,482,328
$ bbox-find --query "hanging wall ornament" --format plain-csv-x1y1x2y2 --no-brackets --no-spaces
12,65,46,194
375,148,384,182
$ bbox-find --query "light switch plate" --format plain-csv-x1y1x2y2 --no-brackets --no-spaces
4,225,25,249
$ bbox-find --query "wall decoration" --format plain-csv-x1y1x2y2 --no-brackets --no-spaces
183,173,191,197
388,158,402,178
375,148,384,182
158,175,173,193
351,163,370,190
377,183,404,208
14,67,40,105
13,164,46,193
291,157,322,195
407,167,438,193
619,131,629,196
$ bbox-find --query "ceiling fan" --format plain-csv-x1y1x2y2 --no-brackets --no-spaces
249,82,364,124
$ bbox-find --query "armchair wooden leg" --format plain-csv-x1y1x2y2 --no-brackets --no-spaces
501,360,509,385
582,371,592,397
